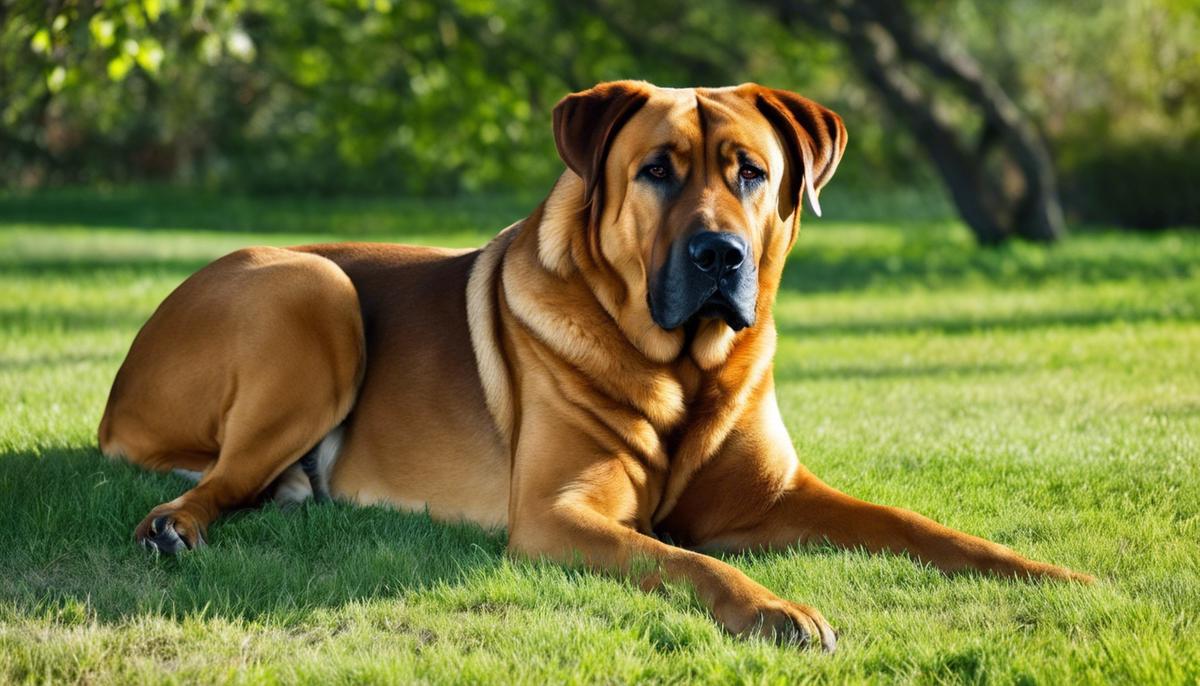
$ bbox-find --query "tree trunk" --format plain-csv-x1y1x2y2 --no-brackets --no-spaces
771,0,1065,244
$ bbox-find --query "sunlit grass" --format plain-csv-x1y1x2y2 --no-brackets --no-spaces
1,196,1198,683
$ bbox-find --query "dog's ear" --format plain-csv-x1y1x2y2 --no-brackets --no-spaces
553,81,651,224
747,86,847,218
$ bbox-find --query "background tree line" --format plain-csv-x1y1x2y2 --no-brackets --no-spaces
2,0,1198,243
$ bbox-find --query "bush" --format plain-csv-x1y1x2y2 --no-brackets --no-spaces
1062,136,1200,230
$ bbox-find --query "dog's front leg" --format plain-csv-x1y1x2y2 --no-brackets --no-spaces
751,474,1095,583
664,391,1094,584
507,435,836,651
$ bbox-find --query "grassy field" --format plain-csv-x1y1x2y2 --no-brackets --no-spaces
1,190,1198,684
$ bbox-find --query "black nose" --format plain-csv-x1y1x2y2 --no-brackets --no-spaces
688,232,747,275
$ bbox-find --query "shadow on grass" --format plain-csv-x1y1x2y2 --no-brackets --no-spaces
774,361,1022,383
779,305,1194,340
0,306,153,334
0,187,534,238
0,351,123,371
0,446,507,624
0,257,214,279
779,232,1199,295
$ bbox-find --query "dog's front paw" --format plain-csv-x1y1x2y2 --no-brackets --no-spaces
751,598,837,652
718,594,837,652
135,508,205,555
1029,561,1096,585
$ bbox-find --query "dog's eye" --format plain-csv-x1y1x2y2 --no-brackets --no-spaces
739,165,764,182
642,164,669,181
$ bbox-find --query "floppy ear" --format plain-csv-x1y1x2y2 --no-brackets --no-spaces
749,86,847,218
553,81,651,225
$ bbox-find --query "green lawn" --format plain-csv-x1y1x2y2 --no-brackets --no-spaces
1,192,1198,684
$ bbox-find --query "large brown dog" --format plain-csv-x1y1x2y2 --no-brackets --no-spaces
100,81,1090,651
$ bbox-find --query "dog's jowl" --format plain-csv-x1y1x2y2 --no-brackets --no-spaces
99,81,1092,651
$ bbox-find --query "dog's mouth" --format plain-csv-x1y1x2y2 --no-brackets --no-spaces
651,281,755,333
691,288,752,331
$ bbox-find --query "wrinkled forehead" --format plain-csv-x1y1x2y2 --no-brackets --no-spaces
612,87,781,162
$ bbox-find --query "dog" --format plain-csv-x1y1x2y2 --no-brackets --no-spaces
99,81,1091,651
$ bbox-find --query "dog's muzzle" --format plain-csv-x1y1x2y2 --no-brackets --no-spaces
650,231,757,331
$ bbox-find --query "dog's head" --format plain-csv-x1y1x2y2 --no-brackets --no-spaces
546,81,846,365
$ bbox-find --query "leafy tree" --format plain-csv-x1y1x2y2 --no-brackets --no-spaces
2,0,1196,234
759,0,1064,244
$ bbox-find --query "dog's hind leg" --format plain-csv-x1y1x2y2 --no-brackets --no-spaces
262,428,341,507
101,247,364,554
136,405,337,553
298,438,332,503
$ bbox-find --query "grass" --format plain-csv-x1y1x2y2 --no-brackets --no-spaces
0,189,1198,683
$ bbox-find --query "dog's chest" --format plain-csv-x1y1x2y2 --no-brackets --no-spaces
617,360,731,466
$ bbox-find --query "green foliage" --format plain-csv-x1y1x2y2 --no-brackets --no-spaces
1,197,1198,681
959,0,1200,141
2,0,803,193
0,0,955,193
1,1,1198,226
1063,135,1200,230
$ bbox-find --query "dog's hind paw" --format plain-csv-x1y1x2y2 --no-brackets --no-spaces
135,513,205,555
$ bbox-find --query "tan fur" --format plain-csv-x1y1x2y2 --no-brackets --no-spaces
467,221,521,447
100,82,1090,650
